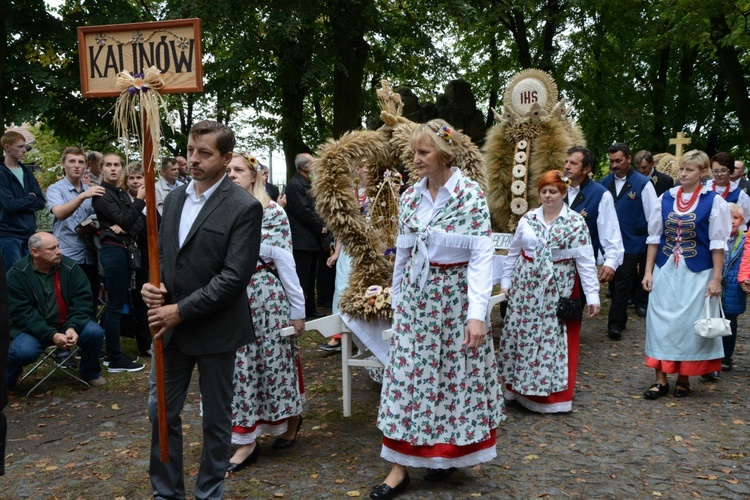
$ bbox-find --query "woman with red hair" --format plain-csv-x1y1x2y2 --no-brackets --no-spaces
499,170,600,413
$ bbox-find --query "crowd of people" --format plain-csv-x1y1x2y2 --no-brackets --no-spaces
0,122,747,497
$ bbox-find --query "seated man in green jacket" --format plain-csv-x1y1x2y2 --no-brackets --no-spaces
6,232,105,388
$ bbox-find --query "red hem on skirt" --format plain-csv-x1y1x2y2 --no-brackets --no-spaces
382,429,496,459
506,272,582,407
233,416,288,434
645,357,721,376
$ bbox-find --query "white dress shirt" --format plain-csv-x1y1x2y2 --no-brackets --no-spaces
178,178,223,248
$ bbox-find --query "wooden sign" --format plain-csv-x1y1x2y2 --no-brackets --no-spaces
77,19,203,98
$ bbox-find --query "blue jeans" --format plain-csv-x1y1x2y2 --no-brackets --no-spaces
0,237,28,272
6,320,105,387
99,244,130,363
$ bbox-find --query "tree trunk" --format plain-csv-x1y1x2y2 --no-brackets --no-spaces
709,13,750,145
650,46,670,151
0,0,6,128
330,0,371,138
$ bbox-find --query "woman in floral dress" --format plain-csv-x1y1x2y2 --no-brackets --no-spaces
369,120,504,500
641,150,729,399
225,154,306,472
499,170,600,413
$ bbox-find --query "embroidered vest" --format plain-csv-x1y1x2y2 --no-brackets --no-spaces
656,190,715,272
600,170,649,254
570,178,606,259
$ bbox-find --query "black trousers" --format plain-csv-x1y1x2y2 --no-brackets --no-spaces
293,249,319,316
608,253,649,330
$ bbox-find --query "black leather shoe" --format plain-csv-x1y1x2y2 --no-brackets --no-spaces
272,415,303,449
424,467,456,481
607,328,622,341
227,443,260,473
369,473,410,499
636,306,647,317
643,382,669,400
673,381,691,398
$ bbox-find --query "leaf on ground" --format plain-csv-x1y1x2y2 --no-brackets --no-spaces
674,435,683,442
722,467,733,474
273,492,284,498
727,478,739,484
310,474,319,478
99,431,116,438
652,492,662,497
469,494,482,497
346,491,360,497
732,419,744,425
44,465,59,471
335,478,345,484
111,404,120,410
524,454,539,460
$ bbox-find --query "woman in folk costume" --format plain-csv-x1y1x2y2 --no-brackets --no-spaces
641,150,730,399
369,120,504,499
225,154,306,472
704,151,750,223
498,170,600,414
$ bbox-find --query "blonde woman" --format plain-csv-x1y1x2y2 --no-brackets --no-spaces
641,150,730,399
225,154,306,472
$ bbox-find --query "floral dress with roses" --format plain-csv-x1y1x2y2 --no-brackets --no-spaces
231,201,306,444
498,205,599,413
377,168,505,469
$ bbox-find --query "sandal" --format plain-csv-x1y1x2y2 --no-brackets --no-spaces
673,381,691,398
272,415,302,449
643,382,669,400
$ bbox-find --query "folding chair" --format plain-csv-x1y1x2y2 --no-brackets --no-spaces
17,345,90,397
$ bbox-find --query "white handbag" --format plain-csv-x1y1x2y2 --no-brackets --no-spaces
694,296,732,338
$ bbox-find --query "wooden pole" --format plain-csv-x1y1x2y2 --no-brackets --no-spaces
142,106,170,462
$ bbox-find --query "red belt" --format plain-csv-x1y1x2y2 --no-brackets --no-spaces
521,250,572,264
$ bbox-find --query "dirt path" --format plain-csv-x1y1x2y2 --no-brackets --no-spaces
1,307,748,499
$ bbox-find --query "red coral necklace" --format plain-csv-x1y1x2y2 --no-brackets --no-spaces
676,186,701,211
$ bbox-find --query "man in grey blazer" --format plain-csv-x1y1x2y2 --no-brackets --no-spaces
142,120,262,499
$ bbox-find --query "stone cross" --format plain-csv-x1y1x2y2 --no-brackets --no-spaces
668,131,692,162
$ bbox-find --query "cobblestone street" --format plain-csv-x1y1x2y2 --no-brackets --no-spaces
1,305,748,499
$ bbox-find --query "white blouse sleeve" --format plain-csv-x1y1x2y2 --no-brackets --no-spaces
261,244,306,320
646,193,665,244
466,242,493,321
390,245,410,310
737,189,750,224
596,191,624,270
575,251,600,306
708,196,731,251
500,217,528,289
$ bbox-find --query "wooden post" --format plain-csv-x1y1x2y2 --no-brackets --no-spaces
142,106,169,462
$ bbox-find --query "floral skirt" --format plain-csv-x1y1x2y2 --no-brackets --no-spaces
231,269,303,445
377,263,505,468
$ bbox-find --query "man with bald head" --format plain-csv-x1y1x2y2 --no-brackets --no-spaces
5,233,105,389
285,153,328,318
731,159,748,192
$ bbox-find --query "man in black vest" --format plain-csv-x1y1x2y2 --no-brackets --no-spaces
635,150,674,197
564,146,624,283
